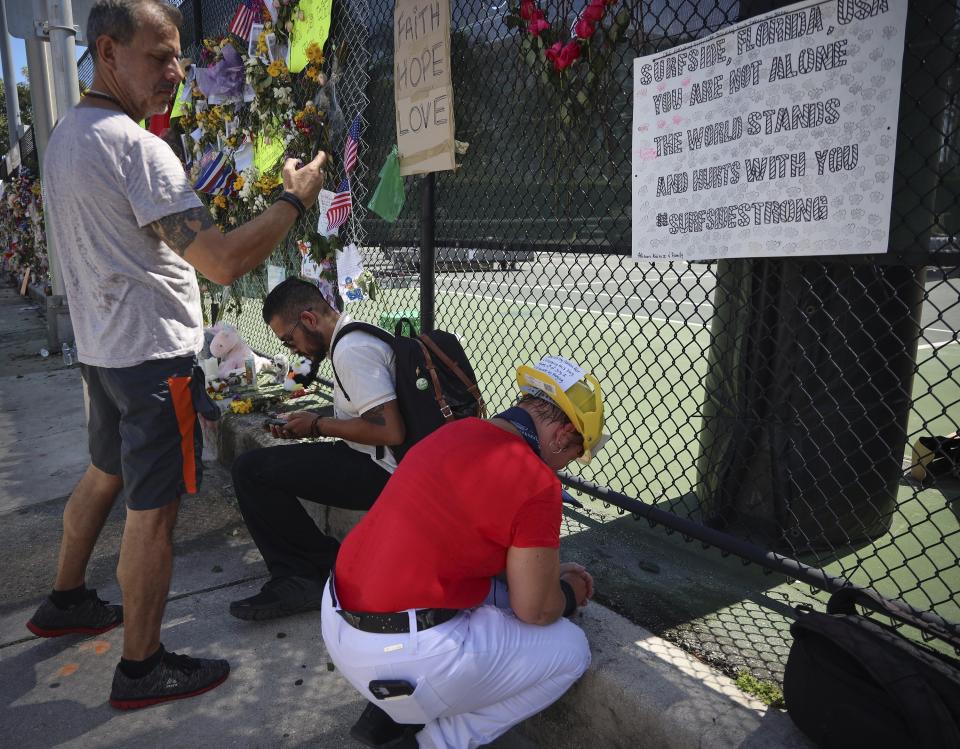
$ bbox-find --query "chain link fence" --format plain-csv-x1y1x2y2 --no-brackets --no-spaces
69,0,960,686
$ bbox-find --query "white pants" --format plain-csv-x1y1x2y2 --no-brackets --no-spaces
321,580,591,749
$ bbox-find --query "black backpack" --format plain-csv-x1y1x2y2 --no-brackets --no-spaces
329,318,486,462
783,588,960,748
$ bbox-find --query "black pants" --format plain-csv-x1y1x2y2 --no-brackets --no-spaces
232,441,392,580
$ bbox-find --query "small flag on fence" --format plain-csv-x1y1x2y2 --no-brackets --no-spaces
326,180,353,232
229,0,263,41
343,116,361,175
194,150,232,194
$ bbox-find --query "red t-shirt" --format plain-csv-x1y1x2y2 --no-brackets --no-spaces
335,418,561,612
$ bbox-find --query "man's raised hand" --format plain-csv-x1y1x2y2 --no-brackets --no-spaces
282,151,328,206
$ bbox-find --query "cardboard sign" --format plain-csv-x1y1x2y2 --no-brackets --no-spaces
632,0,907,261
394,0,456,175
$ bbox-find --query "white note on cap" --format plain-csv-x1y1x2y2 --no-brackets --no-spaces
533,356,584,393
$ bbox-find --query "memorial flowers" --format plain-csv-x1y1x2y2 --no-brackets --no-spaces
507,0,627,73
0,169,49,285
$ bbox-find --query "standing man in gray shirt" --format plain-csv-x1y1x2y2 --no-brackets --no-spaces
25,0,327,709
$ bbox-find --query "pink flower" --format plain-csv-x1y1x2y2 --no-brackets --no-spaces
582,1,604,23
554,41,582,71
545,41,564,66
520,0,536,21
527,16,550,36
574,18,595,39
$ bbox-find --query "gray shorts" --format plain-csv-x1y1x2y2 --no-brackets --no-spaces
81,355,219,510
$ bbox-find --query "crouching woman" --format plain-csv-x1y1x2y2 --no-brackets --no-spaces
322,357,608,749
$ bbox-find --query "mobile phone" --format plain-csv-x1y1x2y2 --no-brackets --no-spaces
263,417,287,428
368,679,415,700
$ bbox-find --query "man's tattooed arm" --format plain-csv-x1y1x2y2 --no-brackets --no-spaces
149,206,216,257
360,404,387,427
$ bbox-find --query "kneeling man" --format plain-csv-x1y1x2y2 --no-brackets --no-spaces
322,357,607,749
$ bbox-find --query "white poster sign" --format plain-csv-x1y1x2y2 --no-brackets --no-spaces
336,244,367,304
267,264,286,292
632,0,907,261
316,189,339,237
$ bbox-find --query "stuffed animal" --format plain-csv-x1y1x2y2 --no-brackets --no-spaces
284,357,313,392
208,323,271,379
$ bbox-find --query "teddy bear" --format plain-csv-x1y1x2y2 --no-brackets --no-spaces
208,323,272,379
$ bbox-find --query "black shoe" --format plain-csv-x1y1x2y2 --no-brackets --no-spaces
109,645,230,710
350,702,424,747
228,575,324,621
27,589,123,638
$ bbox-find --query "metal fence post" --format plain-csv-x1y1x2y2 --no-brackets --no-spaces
191,0,203,44
419,173,436,333
0,2,22,149
47,0,80,119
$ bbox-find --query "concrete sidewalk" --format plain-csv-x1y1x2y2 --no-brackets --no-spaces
0,283,810,748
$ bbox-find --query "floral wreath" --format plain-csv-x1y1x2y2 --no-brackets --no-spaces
511,0,619,71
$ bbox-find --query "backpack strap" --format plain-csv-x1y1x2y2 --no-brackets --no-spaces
417,334,487,418
328,321,395,402
414,338,454,421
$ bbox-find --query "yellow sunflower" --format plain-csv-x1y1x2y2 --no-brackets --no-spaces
266,60,288,78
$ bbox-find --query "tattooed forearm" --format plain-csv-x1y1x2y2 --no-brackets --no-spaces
149,206,215,256
360,404,387,427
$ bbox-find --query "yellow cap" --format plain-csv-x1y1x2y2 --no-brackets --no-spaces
516,357,606,463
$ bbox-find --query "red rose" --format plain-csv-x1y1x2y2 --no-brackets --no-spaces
527,17,550,36
520,0,536,21
574,18,595,39
554,41,582,70
582,1,604,23
545,41,564,66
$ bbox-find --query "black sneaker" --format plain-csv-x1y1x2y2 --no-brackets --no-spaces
26,589,123,638
109,646,230,710
350,702,424,747
228,575,324,621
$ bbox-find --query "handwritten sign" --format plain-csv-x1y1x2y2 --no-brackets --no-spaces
254,124,287,175
289,0,333,73
169,81,188,118
632,0,907,261
394,0,456,175
532,356,585,393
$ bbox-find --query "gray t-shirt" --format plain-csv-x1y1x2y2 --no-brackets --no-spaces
43,105,204,368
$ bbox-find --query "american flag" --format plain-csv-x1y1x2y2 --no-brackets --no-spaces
194,150,232,194
343,116,361,175
229,0,262,41
326,180,353,232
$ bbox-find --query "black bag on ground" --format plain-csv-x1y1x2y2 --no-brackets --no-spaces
329,318,486,462
783,589,960,748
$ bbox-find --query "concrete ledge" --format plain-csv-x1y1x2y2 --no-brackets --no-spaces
217,412,812,748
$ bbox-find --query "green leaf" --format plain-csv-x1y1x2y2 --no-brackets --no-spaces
504,14,524,30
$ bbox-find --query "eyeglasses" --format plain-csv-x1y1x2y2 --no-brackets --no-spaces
279,317,305,349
